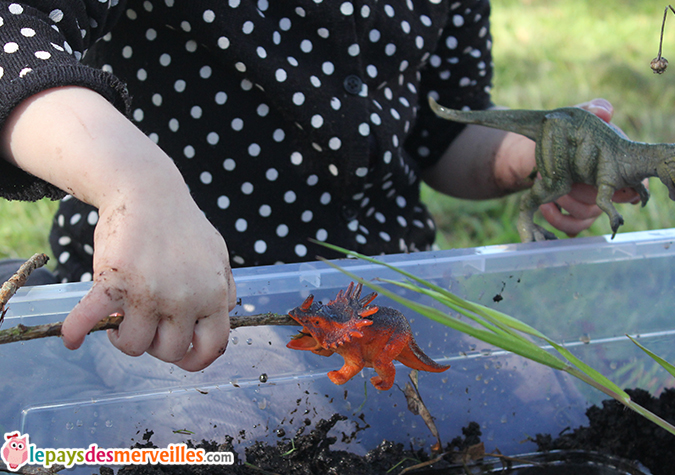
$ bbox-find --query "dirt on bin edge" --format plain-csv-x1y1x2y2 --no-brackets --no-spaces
102,388,675,475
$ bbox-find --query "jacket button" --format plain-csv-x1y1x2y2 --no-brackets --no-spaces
343,75,363,95
341,205,358,221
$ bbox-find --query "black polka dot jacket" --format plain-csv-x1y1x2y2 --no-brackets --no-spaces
0,0,493,281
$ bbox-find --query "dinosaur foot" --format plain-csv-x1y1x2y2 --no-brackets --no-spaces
519,223,558,243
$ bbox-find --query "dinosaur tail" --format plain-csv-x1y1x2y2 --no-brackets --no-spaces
429,96,546,141
396,338,450,373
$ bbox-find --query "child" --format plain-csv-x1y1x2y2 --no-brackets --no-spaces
0,1,638,370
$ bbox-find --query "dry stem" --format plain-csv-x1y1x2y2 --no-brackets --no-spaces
0,253,298,345
0,253,50,319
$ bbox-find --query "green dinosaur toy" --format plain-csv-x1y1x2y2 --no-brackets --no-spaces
429,96,675,242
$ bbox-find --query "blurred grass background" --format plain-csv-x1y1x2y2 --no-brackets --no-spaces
424,0,675,249
1,1,675,261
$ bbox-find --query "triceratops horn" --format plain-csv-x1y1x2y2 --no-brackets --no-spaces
300,295,314,311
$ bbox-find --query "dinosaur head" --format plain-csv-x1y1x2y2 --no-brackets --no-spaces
286,283,376,351
656,157,675,201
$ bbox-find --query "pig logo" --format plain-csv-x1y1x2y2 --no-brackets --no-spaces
1,432,29,471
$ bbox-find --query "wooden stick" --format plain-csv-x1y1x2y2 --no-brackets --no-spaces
0,253,299,345
0,253,50,319
0,312,298,345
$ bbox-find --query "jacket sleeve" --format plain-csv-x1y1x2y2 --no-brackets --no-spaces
0,0,130,201
404,0,494,170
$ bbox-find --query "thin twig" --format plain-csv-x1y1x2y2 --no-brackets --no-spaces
0,253,50,320
0,313,297,345
651,5,675,73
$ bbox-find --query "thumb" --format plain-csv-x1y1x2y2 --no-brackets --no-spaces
577,98,613,123
61,281,124,350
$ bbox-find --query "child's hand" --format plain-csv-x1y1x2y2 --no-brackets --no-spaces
61,193,236,371
1,86,236,371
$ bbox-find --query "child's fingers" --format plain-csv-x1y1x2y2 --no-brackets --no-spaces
173,310,231,372
61,280,124,350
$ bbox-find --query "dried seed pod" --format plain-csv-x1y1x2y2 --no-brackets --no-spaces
651,56,669,74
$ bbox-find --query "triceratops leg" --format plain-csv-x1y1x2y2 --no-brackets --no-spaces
328,354,365,386
596,183,624,238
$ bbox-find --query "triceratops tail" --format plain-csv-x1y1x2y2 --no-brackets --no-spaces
428,96,544,141
396,338,450,373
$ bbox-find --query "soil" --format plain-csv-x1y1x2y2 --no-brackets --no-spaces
106,388,675,475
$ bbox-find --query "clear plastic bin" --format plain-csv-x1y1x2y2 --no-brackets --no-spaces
2,229,675,470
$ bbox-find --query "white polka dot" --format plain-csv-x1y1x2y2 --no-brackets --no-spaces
259,205,271,217
279,18,291,30
133,109,144,121
317,28,329,38
174,79,186,92
19,67,32,77
340,2,354,15
235,62,246,72
328,137,341,150
49,9,64,22
276,224,289,237
384,4,395,16
3,42,18,53
231,118,244,131
168,118,179,131
284,191,296,203
183,145,195,158
203,9,215,22
242,20,254,34
358,123,370,136
370,113,381,125
254,240,267,253
248,143,261,156
290,152,303,165
80,272,92,282
200,65,212,78
311,114,324,128
240,79,253,91
294,244,308,257
329,164,339,176
207,131,219,144
292,92,305,105
147,29,158,41
58,251,70,264
87,211,99,225
122,45,133,58
330,97,341,110
200,171,212,184
369,29,380,42
137,68,147,80
257,46,267,58
241,182,254,194
257,103,269,116
20,28,35,37
453,14,464,27
446,36,458,49
316,229,328,241
355,167,368,177
218,36,230,49
70,213,82,225
273,129,285,142
385,43,396,56
190,105,202,118
348,44,360,56
275,68,287,82
8,4,23,14
235,218,247,232
58,236,71,246
310,76,321,87
322,61,334,75
215,91,227,104
307,175,318,186
217,195,230,209
223,158,236,171
300,39,312,53
301,210,313,222
266,168,278,181
35,51,51,60
159,53,171,66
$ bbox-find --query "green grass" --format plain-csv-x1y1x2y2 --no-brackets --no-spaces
0,199,58,262
1,1,675,259
424,0,675,249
